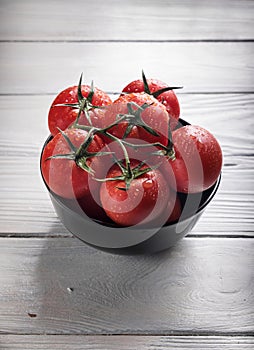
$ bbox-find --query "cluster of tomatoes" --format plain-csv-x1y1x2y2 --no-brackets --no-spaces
41,72,222,227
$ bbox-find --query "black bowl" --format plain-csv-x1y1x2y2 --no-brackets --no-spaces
40,119,221,254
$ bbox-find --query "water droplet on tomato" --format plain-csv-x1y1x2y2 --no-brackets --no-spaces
143,179,154,189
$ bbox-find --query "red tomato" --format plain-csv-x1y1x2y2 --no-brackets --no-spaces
48,85,112,135
41,128,109,199
122,78,180,130
78,107,108,129
105,91,169,144
165,194,182,224
163,125,223,193
100,161,170,226
77,187,110,223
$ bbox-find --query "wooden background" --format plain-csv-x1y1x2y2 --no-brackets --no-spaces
0,0,253,349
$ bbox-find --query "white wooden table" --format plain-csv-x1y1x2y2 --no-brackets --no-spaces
0,1,253,349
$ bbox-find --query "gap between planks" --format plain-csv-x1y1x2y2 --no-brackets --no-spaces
1,39,254,43
0,234,253,239
0,332,254,337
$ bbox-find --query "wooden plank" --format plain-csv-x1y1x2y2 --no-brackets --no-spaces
0,237,253,334
0,94,253,236
0,0,254,41
0,42,253,94
1,155,253,236
1,93,253,158
0,335,254,350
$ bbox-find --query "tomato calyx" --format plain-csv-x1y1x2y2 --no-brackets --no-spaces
116,101,160,138
141,70,183,98
54,73,103,126
46,128,112,175
96,158,159,191
75,129,105,174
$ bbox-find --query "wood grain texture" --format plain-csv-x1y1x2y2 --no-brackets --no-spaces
0,0,254,41
0,0,253,343
0,335,254,350
0,237,253,334
0,42,253,94
0,94,253,236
